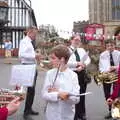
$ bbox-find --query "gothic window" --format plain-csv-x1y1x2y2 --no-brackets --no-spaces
112,0,120,20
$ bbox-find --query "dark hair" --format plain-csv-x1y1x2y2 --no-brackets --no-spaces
70,35,81,40
50,44,70,64
104,39,116,45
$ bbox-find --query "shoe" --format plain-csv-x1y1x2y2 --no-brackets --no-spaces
24,109,39,116
104,112,112,119
29,110,39,115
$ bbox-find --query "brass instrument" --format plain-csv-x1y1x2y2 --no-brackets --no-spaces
0,88,25,108
94,72,118,85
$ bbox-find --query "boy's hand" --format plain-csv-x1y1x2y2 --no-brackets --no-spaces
107,98,113,105
109,66,116,72
58,92,69,100
76,66,83,72
48,87,58,93
7,97,21,116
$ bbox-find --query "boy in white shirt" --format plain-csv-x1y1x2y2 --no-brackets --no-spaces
42,44,80,120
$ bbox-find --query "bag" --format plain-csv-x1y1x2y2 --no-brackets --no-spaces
84,70,91,84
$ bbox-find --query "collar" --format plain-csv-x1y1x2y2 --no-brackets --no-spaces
70,45,77,50
25,36,32,42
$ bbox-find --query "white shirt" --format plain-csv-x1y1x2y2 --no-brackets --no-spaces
99,50,120,72
42,68,80,120
68,45,91,71
18,36,36,64
4,41,12,50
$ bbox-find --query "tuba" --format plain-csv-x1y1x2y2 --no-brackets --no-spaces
94,72,118,85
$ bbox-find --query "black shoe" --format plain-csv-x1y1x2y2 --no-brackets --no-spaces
29,110,39,115
24,109,39,116
104,112,112,119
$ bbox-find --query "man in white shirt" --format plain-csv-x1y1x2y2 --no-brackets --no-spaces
68,35,91,120
99,39,120,119
19,27,40,118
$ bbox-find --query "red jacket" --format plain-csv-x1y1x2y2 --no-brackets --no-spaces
0,107,8,120
110,65,120,100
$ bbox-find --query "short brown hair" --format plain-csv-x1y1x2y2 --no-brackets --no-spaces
104,39,116,45
50,44,70,64
70,35,81,40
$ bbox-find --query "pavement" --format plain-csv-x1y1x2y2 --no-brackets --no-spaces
0,57,113,120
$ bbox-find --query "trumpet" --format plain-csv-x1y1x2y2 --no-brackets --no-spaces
94,72,118,85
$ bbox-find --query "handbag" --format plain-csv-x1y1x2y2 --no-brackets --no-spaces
84,70,91,84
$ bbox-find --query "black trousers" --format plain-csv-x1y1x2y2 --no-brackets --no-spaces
24,70,38,112
103,82,115,112
74,70,87,119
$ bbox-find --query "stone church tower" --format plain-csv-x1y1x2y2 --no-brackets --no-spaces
89,0,120,42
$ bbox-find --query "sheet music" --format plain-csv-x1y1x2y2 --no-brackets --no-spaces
69,92,92,97
10,64,36,87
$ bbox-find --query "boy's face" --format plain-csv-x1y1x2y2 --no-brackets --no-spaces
106,43,115,52
28,29,38,40
71,36,81,47
49,53,61,68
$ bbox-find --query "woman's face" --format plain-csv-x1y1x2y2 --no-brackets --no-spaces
49,53,61,68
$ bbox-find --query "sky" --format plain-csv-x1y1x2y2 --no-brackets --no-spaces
30,0,89,38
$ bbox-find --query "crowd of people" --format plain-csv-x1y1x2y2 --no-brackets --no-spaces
1,27,120,120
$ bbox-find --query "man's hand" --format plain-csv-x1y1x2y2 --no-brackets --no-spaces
58,92,69,101
76,66,84,72
77,62,86,68
35,54,44,62
109,66,117,72
7,97,21,116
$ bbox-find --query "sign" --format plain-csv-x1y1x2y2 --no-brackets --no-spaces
95,28,104,40
85,23,104,41
10,64,36,87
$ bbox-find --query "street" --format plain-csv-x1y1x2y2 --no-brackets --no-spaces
0,58,112,120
